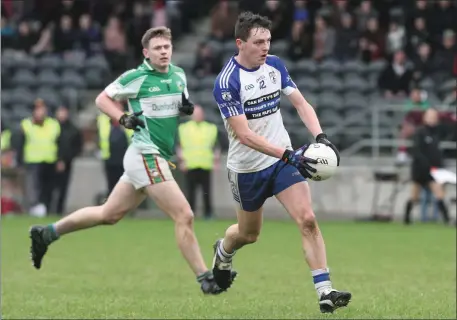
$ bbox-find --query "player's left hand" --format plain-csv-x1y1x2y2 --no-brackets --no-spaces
316,133,340,166
180,92,194,115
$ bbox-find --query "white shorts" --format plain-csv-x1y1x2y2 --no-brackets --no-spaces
120,145,174,190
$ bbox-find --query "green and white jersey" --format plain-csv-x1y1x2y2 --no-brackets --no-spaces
105,59,188,160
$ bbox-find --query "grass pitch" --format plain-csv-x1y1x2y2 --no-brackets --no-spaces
1,216,456,319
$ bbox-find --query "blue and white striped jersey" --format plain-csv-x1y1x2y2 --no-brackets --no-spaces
213,54,297,173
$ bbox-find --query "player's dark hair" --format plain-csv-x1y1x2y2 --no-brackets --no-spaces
234,12,272,41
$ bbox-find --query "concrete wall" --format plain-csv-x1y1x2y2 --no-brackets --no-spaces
66,156,457,221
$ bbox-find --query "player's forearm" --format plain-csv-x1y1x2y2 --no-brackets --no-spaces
239,131,285,159
296,102,323,138
95,91,125,122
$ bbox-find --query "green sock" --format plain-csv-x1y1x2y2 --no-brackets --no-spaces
196,271,212,283
42,224,60,245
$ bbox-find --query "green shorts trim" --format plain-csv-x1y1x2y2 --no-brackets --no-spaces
142,154,166,184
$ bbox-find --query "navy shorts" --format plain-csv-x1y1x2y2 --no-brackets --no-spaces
228,160,306,212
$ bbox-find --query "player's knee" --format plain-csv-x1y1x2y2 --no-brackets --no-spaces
101,206,128,225
173,208,195,227
240,232,260,245
296,209,318,236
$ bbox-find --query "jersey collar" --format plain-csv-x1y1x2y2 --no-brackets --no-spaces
232,54,261,72
142,59,172,75
142,59,155,71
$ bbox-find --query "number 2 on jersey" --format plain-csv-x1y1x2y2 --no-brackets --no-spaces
259,80,266,90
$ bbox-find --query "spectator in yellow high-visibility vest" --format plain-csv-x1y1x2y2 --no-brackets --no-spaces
1,125,11,151
97,102,133,196
16,99,62,216
177,105,220,219
1,121,14,168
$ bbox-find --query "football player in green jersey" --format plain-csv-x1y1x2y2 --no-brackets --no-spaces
29,27,236,294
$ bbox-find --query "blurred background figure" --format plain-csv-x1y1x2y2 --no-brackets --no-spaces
1,120,23,216
406,17,429,58
1,120,13,165
397,88,430,163
288,0,311,61
53,14,76,54
209,0,238,42
75,13,102,55
431,29,456,83
103,16,128,76
378,50,413,100
355,0,378,33
311,15,335,62
385,20,406,56
96,103,132,199
358,16,384,63
259,0,288,40
411,42,433,83
334,13,358,62
11,20,38,54
404,109,451,225
192,41,222,78
420,185,439,222
177,105,220,220
52,105,83,215
16,99,61,217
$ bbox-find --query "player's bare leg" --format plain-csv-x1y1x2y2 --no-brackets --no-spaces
144,180,207,275
276,182,327,269
212,207,263,290
275,181,351,313
144,180,236,293
29,181,146,269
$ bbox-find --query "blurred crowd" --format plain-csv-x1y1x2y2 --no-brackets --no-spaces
196,0,456,88
1,0,209,72
0,0,214,216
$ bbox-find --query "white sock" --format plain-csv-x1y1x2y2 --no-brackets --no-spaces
217,239,235,262
311,268,333,298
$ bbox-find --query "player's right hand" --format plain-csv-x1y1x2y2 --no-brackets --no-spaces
119,111,145,131
281,147,317,179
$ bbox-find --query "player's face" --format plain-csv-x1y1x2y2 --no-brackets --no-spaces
239,28,271,67
143,37,172,70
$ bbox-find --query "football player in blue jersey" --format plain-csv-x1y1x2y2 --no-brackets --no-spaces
211,11,351,313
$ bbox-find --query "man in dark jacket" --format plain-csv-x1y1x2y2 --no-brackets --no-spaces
334,13,359,62
53,105,83,215
378,50,414,99
403,108,451,225
431,29,456,82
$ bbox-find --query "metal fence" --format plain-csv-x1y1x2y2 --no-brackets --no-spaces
335,103,457,159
